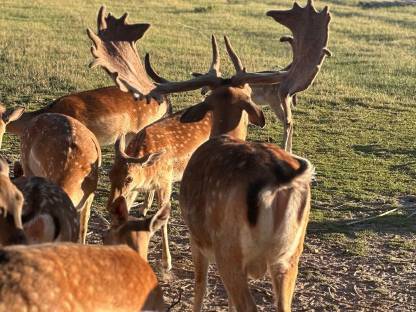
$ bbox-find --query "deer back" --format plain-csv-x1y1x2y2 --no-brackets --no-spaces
6,87,169,146
180,136,313,273
0,243,165,311
20,113,101,208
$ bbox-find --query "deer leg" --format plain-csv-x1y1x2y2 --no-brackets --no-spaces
156,185,172,272
269,259,299,312
283,121,293,153
215,250,257,312
78,193,94,244
191,239,209,312
137,190,155,217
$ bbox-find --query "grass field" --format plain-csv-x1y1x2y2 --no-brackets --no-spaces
1,0,415,311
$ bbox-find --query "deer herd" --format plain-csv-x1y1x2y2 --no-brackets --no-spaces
0,1,331,311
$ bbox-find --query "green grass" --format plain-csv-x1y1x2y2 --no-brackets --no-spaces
1,0,415,228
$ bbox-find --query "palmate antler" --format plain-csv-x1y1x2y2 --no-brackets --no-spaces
268,0,331,103
87,6,155,99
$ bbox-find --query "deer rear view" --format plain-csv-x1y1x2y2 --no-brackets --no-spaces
0,243,165,312
177,2,329,310
20,113,101,243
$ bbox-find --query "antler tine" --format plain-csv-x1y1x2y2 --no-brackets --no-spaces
209,34,220,74
223,35,287,86
224,35,244,73
144,53,170,84
97,6,107,31
144,35,225,101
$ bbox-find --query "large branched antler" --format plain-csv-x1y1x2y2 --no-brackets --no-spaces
87,6,155,99
268,0,331,100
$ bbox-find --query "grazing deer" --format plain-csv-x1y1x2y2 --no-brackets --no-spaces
103,195,170,264
0,157,26,246
0,243,165,311
179,2,329,311
6,6,170,147
20,113,101,243
0,104,25,150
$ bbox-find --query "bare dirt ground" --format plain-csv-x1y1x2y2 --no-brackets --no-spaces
88,192,416,312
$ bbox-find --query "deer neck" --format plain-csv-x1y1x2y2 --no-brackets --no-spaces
210,110,248,140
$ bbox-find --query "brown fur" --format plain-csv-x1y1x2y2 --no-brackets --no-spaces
20,113,101,243
6,87,169,146
180,136,313,311
0,159,26,246
0,243,165,312
13,176,79,244
108,107,212,271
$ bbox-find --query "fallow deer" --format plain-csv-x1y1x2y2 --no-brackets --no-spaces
103,196,170,264
6,6,170,147
0,104,25,150
0,157,26,246
178,2,329,310
251,0,331,152
0,243,165,311
20,113,101,243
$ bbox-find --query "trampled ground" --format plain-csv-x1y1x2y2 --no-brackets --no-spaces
1,0,415,311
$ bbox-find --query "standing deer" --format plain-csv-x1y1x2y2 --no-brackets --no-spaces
20,113,101,243
0,243,165,311
251,0,331,152
178,2,329,311
6,6,170,147
0,104,25,150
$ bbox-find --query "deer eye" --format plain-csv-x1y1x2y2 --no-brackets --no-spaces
125,176,133,184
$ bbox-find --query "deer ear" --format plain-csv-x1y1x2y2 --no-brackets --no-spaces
3,107,25,124
140,150,164,167
0,157,10,177
242,101,265,128
111,196,129,225
180,101,211,123
148,205,170,233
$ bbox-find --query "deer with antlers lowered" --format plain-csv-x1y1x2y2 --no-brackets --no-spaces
20,113,101,243
178,2,329,311
0,243,165,311
6,6,170,148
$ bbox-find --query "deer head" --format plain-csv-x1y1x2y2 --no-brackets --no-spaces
103,196,169,261
0,104,25,149
107,134,163,211
0,157,26,245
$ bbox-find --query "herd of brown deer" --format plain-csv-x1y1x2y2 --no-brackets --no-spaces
0,1,331,311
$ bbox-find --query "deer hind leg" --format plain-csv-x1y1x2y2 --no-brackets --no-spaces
191,239,209,312
215,249,257,312
78,193,94,244
137,190,155,217
156,185,172,272
269,259,299,312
